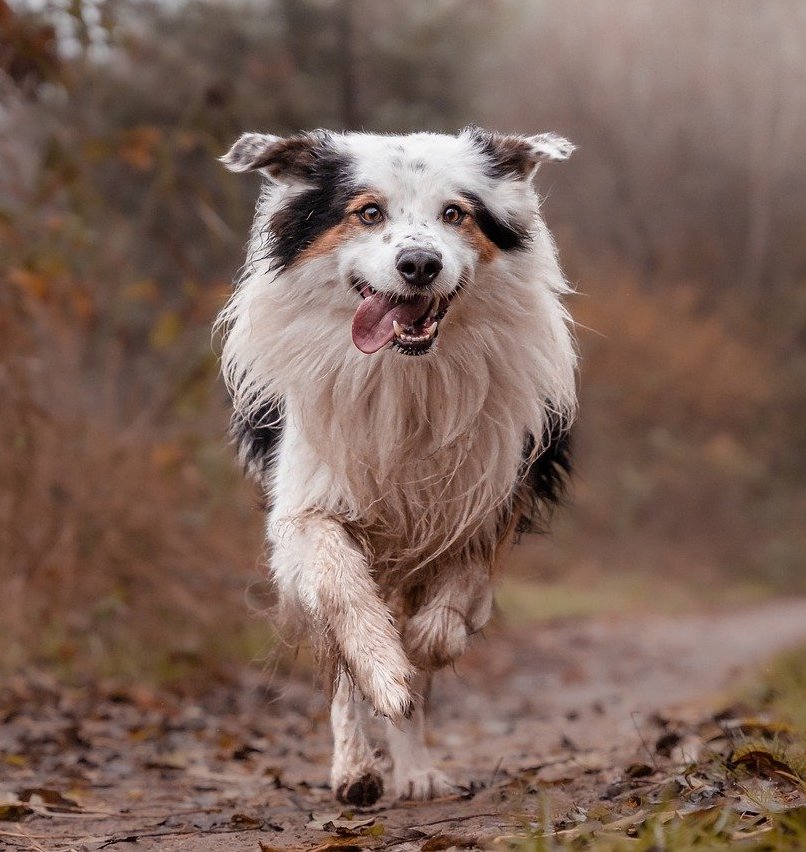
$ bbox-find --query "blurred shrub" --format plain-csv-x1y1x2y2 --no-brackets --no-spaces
565,274,805,587
1,246,266,680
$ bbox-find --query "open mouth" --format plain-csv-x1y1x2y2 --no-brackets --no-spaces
350,278,451,356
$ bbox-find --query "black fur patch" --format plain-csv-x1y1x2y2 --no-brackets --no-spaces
517,413,573,533
231,401,284,483
465,125,534,180
269,145,361,270
460,191,530,252
252,133,325,180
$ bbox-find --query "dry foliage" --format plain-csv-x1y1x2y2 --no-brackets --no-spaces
1,273,266,680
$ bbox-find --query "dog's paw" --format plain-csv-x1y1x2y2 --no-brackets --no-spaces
395,767,456,801
333,770,383,808
353,648,414,722
404,606,469,671
363,665,413,722
334,770,384,807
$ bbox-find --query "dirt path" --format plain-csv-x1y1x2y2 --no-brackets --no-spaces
2,599,806,851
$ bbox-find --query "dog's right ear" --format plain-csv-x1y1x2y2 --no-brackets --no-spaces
220,132,328,183
464,126,575,181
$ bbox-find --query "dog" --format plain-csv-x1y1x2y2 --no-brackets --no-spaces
216,127,577,805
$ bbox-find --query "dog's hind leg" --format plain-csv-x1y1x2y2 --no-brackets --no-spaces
271,515,414,721
386,672,456,800
330,671,384,806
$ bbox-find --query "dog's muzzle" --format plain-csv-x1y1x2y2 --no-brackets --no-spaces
351,278,452,357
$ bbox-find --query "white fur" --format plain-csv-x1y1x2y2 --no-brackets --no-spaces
217,129,577,803
330,673,384,803
386,673,456,800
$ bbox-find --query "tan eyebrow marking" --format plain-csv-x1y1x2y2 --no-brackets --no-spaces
346,192,387,215
455,209,499,263
295,192,387,264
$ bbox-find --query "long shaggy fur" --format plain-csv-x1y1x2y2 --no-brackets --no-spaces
216,126,578,804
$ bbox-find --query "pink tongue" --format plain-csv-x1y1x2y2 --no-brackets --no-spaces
351,292,433,354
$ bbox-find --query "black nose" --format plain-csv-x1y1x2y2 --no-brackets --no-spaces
396,249,443,288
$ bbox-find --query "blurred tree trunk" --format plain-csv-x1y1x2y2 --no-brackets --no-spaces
742,74,776,296
336,0,359,130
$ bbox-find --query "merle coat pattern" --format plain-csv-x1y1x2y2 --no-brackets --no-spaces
217,127,577,804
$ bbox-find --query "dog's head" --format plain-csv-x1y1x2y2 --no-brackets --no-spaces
222,127,573,357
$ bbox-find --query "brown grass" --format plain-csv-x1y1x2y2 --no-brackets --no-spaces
513,270,805,590
0,275,268,683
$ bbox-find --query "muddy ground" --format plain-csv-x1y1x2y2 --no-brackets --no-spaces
2,599,806,851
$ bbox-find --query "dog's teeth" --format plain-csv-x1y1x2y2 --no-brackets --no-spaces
425,322,438,339
393,320,403,337
430,295,440,315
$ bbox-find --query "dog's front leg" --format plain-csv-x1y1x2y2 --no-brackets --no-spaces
386,671,456,800
403,561,494,671
330,671,384,806
271,515,414,721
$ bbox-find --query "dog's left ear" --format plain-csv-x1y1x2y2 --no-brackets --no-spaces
466,126,575,180
220,131,330,183
525,133,576,164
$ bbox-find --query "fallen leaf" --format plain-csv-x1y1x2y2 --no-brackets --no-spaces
309,811,345,830
625,763,654,778
729,743,798,779
19,788,80,811
322,817,377,837
600,809,648,833
231,812,263,829
734,776,806,814
0,803,33,821
363,823,385,837
309,812,376,833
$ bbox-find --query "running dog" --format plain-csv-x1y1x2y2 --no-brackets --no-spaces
217,127,577,805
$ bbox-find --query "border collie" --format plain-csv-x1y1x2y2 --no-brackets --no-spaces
217,127,577,805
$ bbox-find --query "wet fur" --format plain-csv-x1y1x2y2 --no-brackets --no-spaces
217,127,577,803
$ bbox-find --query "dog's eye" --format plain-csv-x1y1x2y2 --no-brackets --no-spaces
357,204,384,225
442,205,465,225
